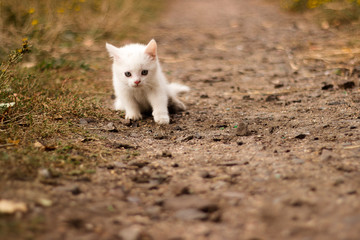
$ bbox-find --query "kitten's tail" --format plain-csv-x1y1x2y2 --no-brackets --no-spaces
168,83,190,96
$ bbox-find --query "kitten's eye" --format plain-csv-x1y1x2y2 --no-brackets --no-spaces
141,70,148,76
124,72,132,77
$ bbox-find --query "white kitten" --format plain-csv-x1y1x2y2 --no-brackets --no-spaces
106,39,189,124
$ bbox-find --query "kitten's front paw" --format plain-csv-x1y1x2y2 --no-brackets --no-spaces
154,114,170,125
125,111,142,121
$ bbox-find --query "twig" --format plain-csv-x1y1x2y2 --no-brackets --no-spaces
0,143,17,148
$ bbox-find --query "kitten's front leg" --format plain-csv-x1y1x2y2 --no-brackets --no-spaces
121,96,142,120
114,97,125,111
148,91,170,124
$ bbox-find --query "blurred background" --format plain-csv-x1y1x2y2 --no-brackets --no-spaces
0,0,359,61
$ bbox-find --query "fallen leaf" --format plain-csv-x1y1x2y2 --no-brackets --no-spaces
0,102,15,108
0,199,27,214
6,139,20,145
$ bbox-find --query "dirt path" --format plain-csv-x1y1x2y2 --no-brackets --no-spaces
3,0,360,239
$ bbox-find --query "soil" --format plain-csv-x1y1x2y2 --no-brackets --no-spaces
2,0,360,239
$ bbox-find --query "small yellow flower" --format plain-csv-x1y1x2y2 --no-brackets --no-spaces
28,8,35,14
22,37,28,42
74,5,81,11
57,8,65,13
31,19,38,26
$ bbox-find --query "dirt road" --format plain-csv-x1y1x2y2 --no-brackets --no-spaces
3,0,360,239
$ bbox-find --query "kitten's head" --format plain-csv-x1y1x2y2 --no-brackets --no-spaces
106,39,158,88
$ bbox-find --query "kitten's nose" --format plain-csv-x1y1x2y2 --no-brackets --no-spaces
134,80,141,85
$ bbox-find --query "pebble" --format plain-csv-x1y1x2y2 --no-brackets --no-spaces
162,150,172,158
79,118,96,124
38,168,51,179
104,122,118,132
236,122,250,136
265,94,279,102
37,198,53,207
221,191,244,199
171,183,191,196
218,160,249,166
110,142,136,149
174,208,208,221
320,149,338,161
128,160,149,168
118,225,143,240
292,157,305,164
164,195,218,212
200,171,216,179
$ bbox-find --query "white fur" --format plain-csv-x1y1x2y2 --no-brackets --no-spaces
106,39,189,124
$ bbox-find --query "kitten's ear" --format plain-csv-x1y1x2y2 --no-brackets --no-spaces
145,39,157,60
106,43,120,60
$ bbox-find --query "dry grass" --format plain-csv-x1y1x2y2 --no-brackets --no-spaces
0,0,164,53
280,0,360,26
0,0,165,182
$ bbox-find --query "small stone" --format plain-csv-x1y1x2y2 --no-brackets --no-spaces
292,157,305,164
320,149,337,161
71,186,82,195
236,122,250,136
146,206,162,218
174,208,208,221
200,171,215,179
126,196,140,203
38,168,51,179
171,183,191,196
118,225,143,240
104,122,118,132
218,160,249,166
164,195,218,212
128,160,149,168
265,94,279,102
120,118,132,126
171,163,179,168
37,198,53,207
113,161,127,168
243,95,254,100
79,118,95,124
162,150,172,158
79,118,88,124
221,191,244,199
109,142,136,149
181,135,194,142
174,126,183,131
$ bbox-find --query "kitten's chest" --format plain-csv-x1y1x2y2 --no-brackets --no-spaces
132,89,151,110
